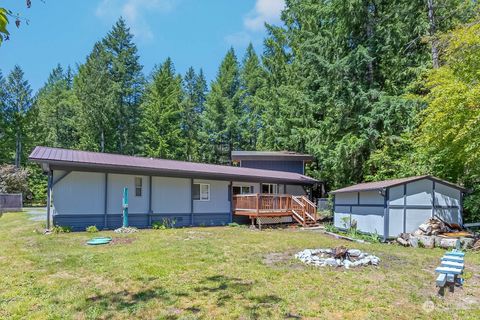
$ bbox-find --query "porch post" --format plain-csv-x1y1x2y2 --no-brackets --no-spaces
46,170,53,230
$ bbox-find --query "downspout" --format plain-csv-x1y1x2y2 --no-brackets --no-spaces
382,188,389,242
46,170,53,230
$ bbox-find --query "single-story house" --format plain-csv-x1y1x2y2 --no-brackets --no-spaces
330,175,466,241
29,146,319,231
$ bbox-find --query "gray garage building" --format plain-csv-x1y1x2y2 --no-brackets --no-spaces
331,175,466,241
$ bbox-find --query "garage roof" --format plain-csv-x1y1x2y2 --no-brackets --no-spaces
330,175,466,194
29,146,318,185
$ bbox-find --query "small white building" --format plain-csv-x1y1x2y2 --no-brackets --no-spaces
330,176,466,241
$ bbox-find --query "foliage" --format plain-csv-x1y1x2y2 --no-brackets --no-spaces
323,223,338,233
202,48,242,164
152,218,176,229
0,164,28,194
416,20,480,222
227,222,241,227
0,8,9,45
140,58,184,159
51,225,72,233
86,225,99,233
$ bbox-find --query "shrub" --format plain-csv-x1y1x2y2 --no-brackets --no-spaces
324,223,338,233
152,221,166,230
86,225,99,233
152,218,177,229
51,225,72,234
228,222,240,227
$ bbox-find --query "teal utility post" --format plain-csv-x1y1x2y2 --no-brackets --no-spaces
122,187,129,227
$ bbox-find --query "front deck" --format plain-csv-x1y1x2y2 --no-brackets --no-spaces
232,194,318,227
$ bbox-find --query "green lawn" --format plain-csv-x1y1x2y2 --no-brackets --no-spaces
1,212,479,319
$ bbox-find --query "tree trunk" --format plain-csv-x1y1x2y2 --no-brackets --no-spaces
100,129,105,152
427,0,439,69
15,131,21,168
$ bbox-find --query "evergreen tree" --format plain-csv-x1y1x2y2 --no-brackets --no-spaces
74,42,116,152
3,65,32,167
34,64,78,148
102,18,144,155
140,58,184,159
0,70,11,163
202,48,241,164
180,67,207,161
239,43,266,150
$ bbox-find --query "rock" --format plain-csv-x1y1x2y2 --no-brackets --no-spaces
347,249,361,257
396,237,409,247
409,236,419,248
418,223,433,235
324,258,338,267
460,237,476,250
418,235,435,248
438,238,459,249
473,239,480,251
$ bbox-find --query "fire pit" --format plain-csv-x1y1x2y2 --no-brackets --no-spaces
295,246,380,269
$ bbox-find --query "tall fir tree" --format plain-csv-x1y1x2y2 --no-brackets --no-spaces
0,69,10,163
140,58,184,159
33,64,78,148
102,18,144,155
239,43,266,150
180,67,207,161
3,65,33,167
74,42,117,152
202,48,241,164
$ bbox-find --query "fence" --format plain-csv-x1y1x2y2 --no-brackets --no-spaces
0,193,23,212
317,198,330,211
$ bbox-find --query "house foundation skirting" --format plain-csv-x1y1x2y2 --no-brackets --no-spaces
53,212,231,231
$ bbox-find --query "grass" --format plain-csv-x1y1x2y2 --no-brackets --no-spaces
0,212,479,319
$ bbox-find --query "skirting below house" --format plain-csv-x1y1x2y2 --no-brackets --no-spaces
53,212,231,231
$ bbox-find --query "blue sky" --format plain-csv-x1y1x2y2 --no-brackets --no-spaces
0,0,285,92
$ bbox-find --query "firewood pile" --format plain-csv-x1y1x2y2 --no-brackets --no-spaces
395,218,477,249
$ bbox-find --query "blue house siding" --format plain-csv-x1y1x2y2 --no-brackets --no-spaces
240,160,304,174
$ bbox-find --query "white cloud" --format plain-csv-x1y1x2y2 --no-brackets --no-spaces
244,0,285,31
95,0,177,41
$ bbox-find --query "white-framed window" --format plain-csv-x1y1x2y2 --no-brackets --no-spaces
232,185,253,195
193,183,210,201
262,183,278,194
135,177,142,197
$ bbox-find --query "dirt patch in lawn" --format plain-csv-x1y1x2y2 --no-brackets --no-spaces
183,230,212,240
110,237,137,245
263,250,306,270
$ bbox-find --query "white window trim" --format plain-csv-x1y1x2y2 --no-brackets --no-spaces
134,177,143,197
194,183,210,201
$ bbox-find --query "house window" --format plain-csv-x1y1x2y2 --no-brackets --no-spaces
232,186,253,195
135,177,142,197
193,183,210,201
262,183,278,194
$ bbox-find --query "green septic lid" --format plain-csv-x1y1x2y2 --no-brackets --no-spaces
87,237,112,245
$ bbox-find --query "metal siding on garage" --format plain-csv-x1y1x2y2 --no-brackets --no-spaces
107,173,149,215
333,205,351,229
359,190,384,205
53,214,105,231
434,183,461,207
435,208,460,225
150,213,191,227
151,176,190,214
351,206,384,235
335,192,358,205
405,208,431,233
52,171,105,215
388,185,404,206
388,208,404,237
406,179,433,206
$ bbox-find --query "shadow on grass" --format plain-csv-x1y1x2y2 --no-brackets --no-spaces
82,286,185,318
194,275,285,317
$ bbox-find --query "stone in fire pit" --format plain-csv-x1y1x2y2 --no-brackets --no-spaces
295,247,380,269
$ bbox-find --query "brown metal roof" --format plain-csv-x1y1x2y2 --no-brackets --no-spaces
330,175,466,193
29,146,317,185
231,150,314,161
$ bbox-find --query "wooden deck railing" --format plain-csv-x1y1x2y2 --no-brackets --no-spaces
232,193,317,226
